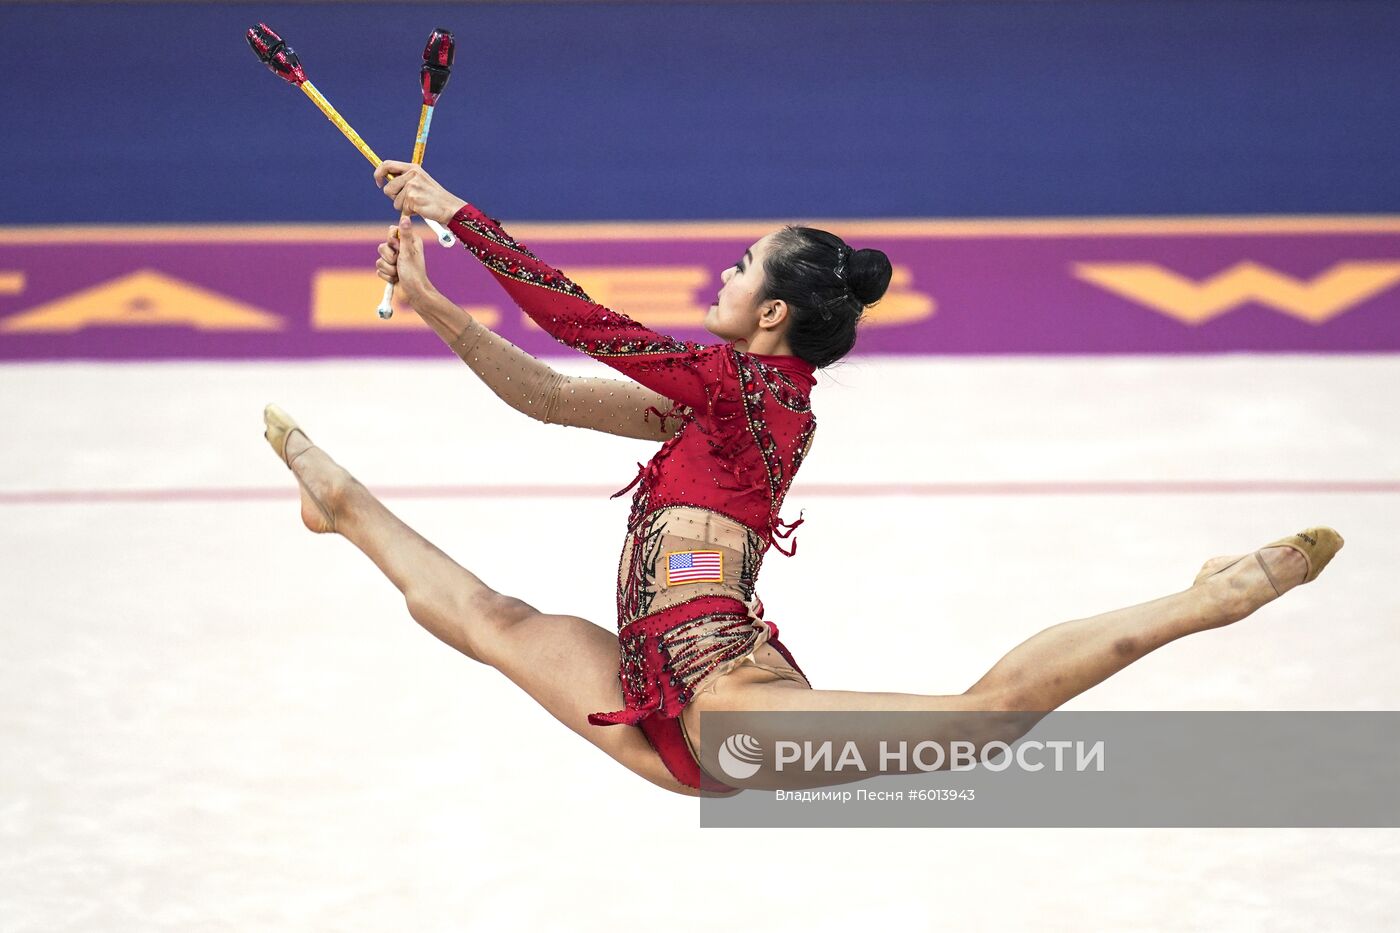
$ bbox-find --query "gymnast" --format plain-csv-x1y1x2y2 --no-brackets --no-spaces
261,160,1343,796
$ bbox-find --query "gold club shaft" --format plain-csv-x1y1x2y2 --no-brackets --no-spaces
299,80,382,168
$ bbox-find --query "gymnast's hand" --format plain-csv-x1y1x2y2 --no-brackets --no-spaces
377,216,436,304
373,161,467,224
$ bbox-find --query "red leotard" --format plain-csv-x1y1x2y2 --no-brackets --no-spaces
448,204,817,791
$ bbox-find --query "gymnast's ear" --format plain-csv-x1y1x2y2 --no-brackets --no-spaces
762,299,790,327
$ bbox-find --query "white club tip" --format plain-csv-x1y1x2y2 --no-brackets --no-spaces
423,217,456,247
377,280,396,319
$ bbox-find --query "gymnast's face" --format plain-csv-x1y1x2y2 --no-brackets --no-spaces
705,232,790,351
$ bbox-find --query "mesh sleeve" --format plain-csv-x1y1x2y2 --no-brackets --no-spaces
448,202,736,414
449,318,685,441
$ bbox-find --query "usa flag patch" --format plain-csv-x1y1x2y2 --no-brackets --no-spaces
665,550,723,585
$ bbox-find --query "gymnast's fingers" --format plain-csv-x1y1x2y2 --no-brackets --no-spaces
395,217,425,271
377,225,400,282
373,160,414,188
390,216,436,298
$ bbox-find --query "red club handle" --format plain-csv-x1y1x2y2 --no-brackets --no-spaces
420,28,455,105
246,22,307,86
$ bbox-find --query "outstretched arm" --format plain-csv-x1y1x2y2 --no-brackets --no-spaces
375,161,742,418
448,316,683,441
378,217,682,441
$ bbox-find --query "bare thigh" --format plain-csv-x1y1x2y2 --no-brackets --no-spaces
477,600,699,797
680,648,1039,790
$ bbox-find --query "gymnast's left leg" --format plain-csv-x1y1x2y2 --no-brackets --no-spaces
261,406,700,796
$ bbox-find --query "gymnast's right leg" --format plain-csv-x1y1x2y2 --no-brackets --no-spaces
261,406,699,797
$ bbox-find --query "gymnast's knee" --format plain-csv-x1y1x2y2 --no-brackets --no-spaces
477,591,540,626
955,688,1049,742
470,591,549,654
403,586,533,662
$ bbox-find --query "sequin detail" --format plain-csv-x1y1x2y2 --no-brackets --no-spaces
754,357,813,413
446,201,820,751
590,595,774,726
466,242,593,301
731,351,814,556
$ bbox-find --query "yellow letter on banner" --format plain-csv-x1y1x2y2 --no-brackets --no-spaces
858,266,935,326
0,270,284,332
520,265,933,330
1072,260,1400,325
311,270,500,330
522,267,712,329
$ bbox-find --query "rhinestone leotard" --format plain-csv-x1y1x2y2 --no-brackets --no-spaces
447,204,817,789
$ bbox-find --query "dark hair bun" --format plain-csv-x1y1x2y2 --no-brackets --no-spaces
763,226,893,368
847,249,892,308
